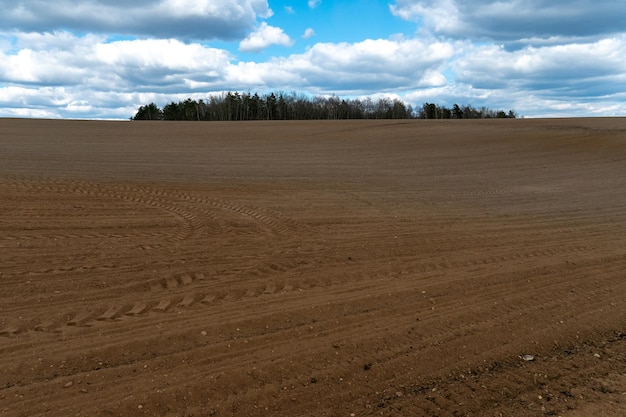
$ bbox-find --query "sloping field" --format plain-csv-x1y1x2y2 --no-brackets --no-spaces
1,118,625,416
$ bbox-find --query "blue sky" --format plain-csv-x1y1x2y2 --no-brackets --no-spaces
1,0,625,119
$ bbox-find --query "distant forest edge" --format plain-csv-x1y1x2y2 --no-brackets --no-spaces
132,91,518,121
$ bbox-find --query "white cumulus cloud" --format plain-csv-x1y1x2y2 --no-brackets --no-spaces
303,28,316,39
242,38,455,93
239,22,293,52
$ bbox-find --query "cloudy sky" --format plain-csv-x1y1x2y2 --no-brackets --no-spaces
1,0,625,119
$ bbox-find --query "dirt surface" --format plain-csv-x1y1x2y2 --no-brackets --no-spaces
1,118,626,416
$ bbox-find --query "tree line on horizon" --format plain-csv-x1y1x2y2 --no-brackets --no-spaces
132,91,517,121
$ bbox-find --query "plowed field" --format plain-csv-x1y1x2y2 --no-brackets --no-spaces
1,118,625,416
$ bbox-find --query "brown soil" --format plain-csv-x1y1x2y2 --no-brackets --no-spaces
1,118,625,417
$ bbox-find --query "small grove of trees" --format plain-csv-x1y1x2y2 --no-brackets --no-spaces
133,91,517,121
418,103,517,119
133,91,414,121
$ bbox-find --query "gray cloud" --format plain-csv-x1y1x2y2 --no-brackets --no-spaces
0,0,272,40
453,37,626,97
391,0,626,44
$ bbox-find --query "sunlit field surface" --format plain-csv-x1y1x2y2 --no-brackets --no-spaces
1,118,625,416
